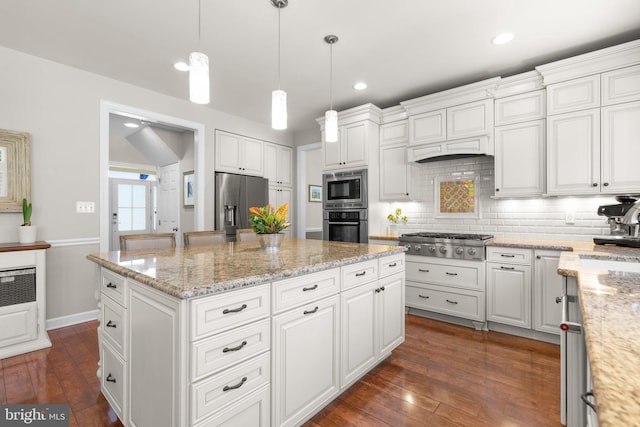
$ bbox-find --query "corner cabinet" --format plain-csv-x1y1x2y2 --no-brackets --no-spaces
215,130,264,177
379,120,414,201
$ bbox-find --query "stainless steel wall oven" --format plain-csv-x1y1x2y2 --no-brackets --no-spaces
322,169,368,243
323,209,368,244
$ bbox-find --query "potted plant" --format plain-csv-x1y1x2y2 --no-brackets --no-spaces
386,208,407,235
18,198,37,244
249,203,290,252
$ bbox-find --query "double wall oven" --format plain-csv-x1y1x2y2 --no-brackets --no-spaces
322,169,368,243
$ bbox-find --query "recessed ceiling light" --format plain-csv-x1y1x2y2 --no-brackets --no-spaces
173,61,190,72
124,122,140,128
353,82,368,91
492,32,514,45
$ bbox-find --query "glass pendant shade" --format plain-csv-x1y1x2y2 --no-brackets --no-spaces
272,89,287,130
325,110,338,143
189,51,210,104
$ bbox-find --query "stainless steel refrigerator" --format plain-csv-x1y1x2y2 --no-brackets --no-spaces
215,172,269,242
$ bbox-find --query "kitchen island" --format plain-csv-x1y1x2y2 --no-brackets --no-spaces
87,238,406,427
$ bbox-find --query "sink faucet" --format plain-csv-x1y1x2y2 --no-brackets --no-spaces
622,201,640,237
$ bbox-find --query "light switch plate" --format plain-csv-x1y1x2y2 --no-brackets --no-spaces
76,201,95,213
565,211,575,224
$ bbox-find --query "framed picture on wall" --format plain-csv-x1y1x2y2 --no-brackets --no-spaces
309,185,322,202
434,176,479,218
183,171,194,207
0,128,30,212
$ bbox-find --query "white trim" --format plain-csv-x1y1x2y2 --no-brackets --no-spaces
99,100,206,252
47,237,100,247
305,227,322,232
46,309,99,330
296,142,322,239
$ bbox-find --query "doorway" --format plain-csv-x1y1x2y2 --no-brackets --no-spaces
99,101,205,252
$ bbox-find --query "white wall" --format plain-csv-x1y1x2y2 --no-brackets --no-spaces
377,156,612,240
0,46,293,324
304,148,323,231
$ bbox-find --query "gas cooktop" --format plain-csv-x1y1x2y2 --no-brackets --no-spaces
400,232,494,241
399,232,494,260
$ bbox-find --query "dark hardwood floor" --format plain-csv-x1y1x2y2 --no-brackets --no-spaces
0,315,561,426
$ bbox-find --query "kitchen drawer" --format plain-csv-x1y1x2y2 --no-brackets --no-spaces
379,253,405,278
191,318,270,381
406,259,484,291
191,352,270,425
405,283,485,321
272,269,340,314
101,295,126,357
102,269,127,307
342,259,378,290
101,342,126,420
487,247,532,265
191,284,270,341
194,385,270,427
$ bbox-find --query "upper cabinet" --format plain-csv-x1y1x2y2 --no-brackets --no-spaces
546,75,600,115
379,118,414,201
264,143,293,187
215,130,264,177
602,64,640,106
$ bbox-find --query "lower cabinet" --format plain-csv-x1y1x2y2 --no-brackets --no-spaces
486,262,532,328
534,250,563,334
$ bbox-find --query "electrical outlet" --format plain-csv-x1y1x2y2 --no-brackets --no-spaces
76,201,95,213
565,211,575,224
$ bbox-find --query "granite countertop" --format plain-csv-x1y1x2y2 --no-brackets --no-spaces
87,238,405,299
369,234,401,241
558,246,640,427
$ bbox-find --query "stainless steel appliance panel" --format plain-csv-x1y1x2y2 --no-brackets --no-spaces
215,172,268,242
322,169,368,210
323,209,368,244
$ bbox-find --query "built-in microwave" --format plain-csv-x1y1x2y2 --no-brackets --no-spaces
322,169,368,209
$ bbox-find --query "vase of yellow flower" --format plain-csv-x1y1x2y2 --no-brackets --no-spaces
248,203,290,252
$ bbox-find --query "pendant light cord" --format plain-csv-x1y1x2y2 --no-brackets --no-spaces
329,41,333,110
277,5,281,90
197,0,202,48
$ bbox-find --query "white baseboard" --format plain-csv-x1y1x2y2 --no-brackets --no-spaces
46,309,99,330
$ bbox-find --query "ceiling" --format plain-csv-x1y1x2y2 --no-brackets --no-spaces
1,1,639,133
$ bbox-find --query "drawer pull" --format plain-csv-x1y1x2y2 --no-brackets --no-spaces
302,284,318,292
445,272,458,276
355,271,366,277
106,373,116,383
418,269,430,273
223,376,247,392
500,266,515,270
106,320,117,328
446,299,458,305
388,262,397,267
223,340,248,353
106,282,117,289
418,294,430,299
500,254,515,258
375,286,386,293
223,304,247,315
303,306,319,315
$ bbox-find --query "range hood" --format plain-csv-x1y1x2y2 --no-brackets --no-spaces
408,135,493,163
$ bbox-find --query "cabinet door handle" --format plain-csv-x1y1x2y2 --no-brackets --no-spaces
106,282,117,289
388,262,397,267
222,304,247,314
355,271,366,277
536,255,541,259
500,266,515,270
302,284,318,292
380,286,385,291
446,299,458,305
418,269,430,273
106,320,117,328
603,182,609,187
580,391,596,412
445,272,458,276
556,297,563,304
106,373,116,383
592,183,598,187
375,288,381,293
418,294,430,299
223,376,247,392
223,340,248,353
500,254,515,258
303,306,319,315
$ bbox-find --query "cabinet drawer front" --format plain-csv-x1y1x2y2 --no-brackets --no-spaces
406,284,484,321
0,302,37,347
0,251,36,270
602,64,640,106
547,75,600,115
342,259,378,290
102,269,127,307
195,385,270,427
495,90,546,125
191,352,270,425
379,253,405,278
191,284,270,341
487,247,532,264
272,269,340,314
102,296,126,357
191,318,270,381
406,260,483,291
101,343,125,420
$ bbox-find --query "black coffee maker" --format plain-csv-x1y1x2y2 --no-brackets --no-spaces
593,196,640,247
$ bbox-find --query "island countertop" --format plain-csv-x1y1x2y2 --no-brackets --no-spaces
87,238,406,299
558,246,640,427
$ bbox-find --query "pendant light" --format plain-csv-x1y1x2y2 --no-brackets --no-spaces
189,0,210,104
324,35,339,143
271,0,288,130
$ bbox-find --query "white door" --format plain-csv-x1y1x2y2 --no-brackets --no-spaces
110,179,153,251
157,163,181,245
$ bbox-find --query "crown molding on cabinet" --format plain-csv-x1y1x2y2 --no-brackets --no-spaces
494,71,545,98
315,103,382,129
380,105,408,124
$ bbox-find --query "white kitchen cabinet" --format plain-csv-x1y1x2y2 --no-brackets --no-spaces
408,109,446,145
547,108,601,195
495,90,546,126
486,262,532,329
600,100,640,194
533,250,562,335
195,386,270,427
547,75,600,115
268,186,293,238
380,120,409,146
376,273,405,356
272,294,341,427
264,143,293,187
380,144,413,201
601,64,640,106
215,130,264,177
323,121,370,170
494,119,545,197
